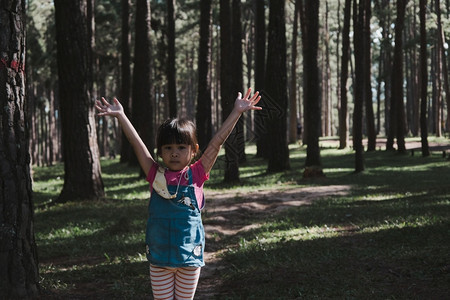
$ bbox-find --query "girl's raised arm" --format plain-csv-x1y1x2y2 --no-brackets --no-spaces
95,97,155,175
201,88,261,174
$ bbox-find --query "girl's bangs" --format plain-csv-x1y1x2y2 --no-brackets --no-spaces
160,127,192,146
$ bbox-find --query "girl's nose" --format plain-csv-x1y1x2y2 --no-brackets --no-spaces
171,151,178,157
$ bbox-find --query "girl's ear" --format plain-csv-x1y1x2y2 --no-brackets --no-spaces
193,144,199,156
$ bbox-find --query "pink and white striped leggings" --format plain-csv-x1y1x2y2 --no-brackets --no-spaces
150,264,201,300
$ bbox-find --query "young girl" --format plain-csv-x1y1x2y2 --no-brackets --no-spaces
95,88,261,300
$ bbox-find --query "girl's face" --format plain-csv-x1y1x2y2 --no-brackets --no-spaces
160,143,198,171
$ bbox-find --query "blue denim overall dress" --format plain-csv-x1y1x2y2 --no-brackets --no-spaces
145,168,205,267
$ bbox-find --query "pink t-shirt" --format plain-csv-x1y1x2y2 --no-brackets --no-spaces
146,160,209,209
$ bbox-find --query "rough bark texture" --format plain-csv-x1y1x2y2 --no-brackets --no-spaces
196,0,213,151
301,0,322,174
363,0,377,151
55,0,105,200
130,0,154,171
339,0,351,149
353,0,365,172
220,0,239,182
392,0,408,153
419,0,430,156
0,0,40,297
266,0,290,172
231,0,245,163
120,0,132,163
167,0,177,118
254,0,268,158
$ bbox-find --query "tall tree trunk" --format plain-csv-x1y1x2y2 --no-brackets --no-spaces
266,0,290,172
289,0,300,144
436,0,450,136
408,3,420,137
48,88,57,164
120,0,132,163
353,0,365,172
130,0,154,173
55,0,105,200
382,0,393,139
244,8,254,142
323,1,332,137
231,0,246,163
299,0,308,146
0,1,40,297
220,0,239,182
254,0,268,158
420,0,430,156
167,0,177,118
336,0,341,138
390,0,408,153
301,0,322,176
434,14,443,137
363,0,376,151
196,0,213,151
430,47,437,134
339,0,351,149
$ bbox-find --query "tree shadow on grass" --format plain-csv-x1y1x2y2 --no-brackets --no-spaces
39,259,151,300
37,204,152,299
216,223,450,299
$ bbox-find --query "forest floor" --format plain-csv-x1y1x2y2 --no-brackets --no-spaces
196,139,450,298
197,185,352,298
35,138,449,299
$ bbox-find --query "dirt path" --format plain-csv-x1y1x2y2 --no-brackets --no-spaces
195,185,351,298
194,139,450,298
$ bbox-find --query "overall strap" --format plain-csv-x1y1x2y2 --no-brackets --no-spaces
187,167,193,185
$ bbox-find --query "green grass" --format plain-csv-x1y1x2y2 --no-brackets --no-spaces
33,138,450,299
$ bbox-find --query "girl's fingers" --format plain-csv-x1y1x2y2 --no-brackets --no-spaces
243,88,252,100
250,91,259,102
101,97,110,106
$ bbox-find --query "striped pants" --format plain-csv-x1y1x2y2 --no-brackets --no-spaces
150,264,201,300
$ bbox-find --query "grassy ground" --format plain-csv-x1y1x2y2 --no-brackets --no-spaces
33,138,450,299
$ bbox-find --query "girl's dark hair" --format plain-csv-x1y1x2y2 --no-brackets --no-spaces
156,118,198,156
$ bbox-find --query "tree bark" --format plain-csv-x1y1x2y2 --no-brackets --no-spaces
231,0,246,163
254,0,268,158
266,0,290,172
220,0,239,182
353,0,365,172
339,0,351,149
167,0,177,118
436,0,450,136
390,0,408,153
301,0,322,176
130,0,154,173
120,0,132,163
322,1,332,137
0,0,40,297
363,0,376,151
289,0,299,144
419,0,430,156
196,0,213,151
381,0,393,140
55,0,105,200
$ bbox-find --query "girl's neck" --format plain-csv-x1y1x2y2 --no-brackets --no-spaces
166,165,189,172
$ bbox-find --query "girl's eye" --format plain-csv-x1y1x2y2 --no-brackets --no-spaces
178,146,186,150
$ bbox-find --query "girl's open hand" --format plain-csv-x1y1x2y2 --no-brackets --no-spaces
95,97,124,118
234,88,262,113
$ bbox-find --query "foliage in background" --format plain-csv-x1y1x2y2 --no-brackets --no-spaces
26,1,450,168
